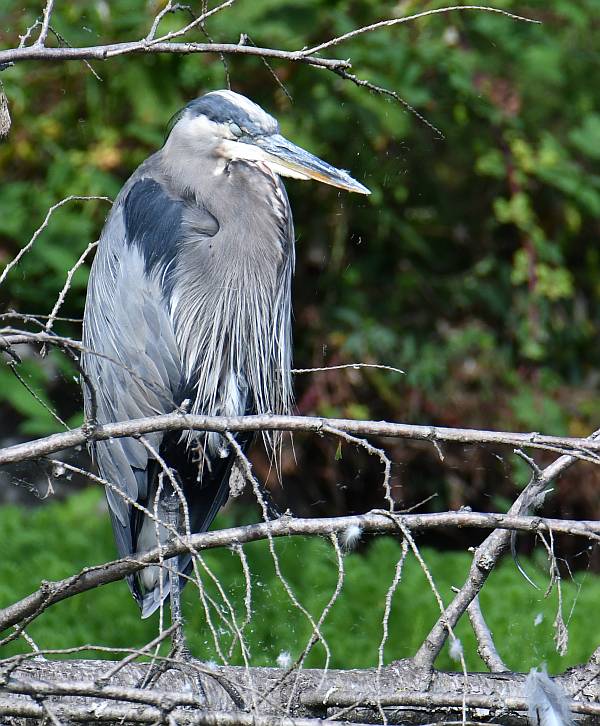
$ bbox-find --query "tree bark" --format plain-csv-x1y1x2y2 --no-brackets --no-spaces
1,656,598,725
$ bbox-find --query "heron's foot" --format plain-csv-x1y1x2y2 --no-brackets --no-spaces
137,657,169,691
138,654,208,704
138,639,246,710
136,625,206,701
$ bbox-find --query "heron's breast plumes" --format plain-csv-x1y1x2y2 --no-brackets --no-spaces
168,188,294,455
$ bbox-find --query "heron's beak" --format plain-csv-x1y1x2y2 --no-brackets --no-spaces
256,134,370,195
223,133,370,195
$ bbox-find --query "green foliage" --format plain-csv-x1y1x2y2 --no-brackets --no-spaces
0,1,599,439
1,490,599,672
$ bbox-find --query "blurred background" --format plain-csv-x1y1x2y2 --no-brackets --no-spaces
0,0,599,670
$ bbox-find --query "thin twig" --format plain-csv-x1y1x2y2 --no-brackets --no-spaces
292,363,404,375
145,0,237,48
45,241,98,334
335,68,445,139
302,5,540,56
413,434,600,669
0,196,111,288
322,424,394,509
35,0,55,46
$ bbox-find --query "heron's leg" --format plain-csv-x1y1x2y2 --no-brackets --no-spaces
162,490,191,657
139,490,205,697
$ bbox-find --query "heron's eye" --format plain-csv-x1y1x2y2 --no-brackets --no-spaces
229,122,243,138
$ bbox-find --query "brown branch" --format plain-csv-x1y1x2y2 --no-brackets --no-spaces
1,509,597,634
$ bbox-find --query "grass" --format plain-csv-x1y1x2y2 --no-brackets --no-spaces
1,488,598,673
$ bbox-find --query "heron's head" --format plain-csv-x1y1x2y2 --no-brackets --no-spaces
164,90,370,195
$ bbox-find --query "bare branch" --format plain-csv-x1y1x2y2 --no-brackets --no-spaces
146,0,237,47
0,4,539,78
1,508,597,635
2,408,600,467
322,424,393,509
334,67,445,139
0,41,348,71
226,432,333,679
466,595,509,673
413,443,597,669
1,656,599,725
146,1,177,42
96,623,179,685
291,363,404,375
0,196,111,289
18,19,41,48
44,240,98,334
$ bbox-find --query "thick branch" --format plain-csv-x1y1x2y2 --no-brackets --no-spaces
0,658,597,725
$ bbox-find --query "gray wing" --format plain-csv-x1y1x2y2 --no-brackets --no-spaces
82,174,191,562
82,217,178,561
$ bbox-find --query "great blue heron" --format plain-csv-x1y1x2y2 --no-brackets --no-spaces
82,90,369,646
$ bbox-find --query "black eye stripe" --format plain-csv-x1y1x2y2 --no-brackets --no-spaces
188,97,252,127
180,94,278,137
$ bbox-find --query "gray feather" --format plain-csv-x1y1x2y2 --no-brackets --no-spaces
525,667,573,726
82,185,184,542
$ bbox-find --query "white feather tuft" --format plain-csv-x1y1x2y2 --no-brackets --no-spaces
534,612,544,627
525,666,573,726
341,524,363,551
276,651,292,669
449,637,463,662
